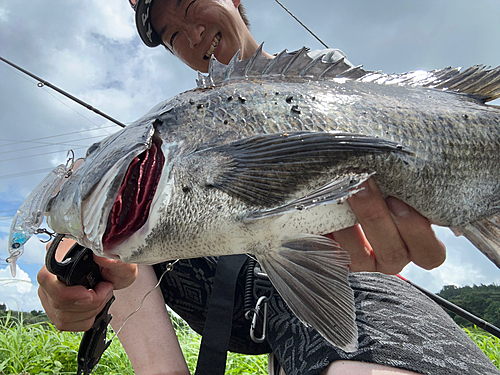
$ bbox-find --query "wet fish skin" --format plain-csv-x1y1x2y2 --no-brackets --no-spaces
44,48,500,351
150,75,500,228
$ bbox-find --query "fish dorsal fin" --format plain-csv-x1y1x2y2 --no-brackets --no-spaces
196,44,500,102
360,65,500,102
195,43,369,89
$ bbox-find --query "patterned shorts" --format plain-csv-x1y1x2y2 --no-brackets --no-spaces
154,258,499,375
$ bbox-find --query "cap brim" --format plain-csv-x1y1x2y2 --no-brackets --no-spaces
135,0,162,48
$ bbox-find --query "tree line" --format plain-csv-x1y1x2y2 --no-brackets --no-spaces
2,283,499,328
0,303,50,325
437,283,500,328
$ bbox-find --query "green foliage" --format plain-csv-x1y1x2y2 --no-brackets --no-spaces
464,326,500,369
0,311,267,375
437,283,500,328
1,310,496,374
0,305,51,326
170,315,268,374
0,311,134,375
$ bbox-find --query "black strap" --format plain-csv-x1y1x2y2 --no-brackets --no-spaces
195,254,248,375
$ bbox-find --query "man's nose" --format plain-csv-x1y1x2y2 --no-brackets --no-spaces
185,24,204,48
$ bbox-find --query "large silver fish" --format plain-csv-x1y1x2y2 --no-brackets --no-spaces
30,46,500,350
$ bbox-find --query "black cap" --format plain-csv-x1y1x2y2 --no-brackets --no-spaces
135,0,162,47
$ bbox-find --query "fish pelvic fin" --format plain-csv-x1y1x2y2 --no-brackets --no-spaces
244,172,372,222
255,234,358,352
459,214,500,268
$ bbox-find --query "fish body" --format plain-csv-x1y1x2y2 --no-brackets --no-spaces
42,47,500,350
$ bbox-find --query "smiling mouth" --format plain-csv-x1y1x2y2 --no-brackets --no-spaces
102,138,165,249
204,32,221,59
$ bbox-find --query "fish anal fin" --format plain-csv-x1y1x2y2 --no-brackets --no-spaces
459,214,500,268
255,234,358,352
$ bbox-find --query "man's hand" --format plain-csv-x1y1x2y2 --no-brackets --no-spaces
37,238,137,331
333,178,446,274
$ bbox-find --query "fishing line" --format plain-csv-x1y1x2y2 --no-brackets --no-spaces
109,260,180,342
0,147,90,164
0,135,106,156
0,55,127,129
274,0,329,49
39,86,113,131
0,168,55,180
0,217,17,222
0,125,115,149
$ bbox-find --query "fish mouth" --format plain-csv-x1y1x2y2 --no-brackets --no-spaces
204,32,221,60
102,137,165,249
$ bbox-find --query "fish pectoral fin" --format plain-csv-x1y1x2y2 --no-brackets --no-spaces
196,131,409,208
243,172,373,222
459,214,500,268
255,234,358,352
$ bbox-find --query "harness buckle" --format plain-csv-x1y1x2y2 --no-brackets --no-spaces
250,295,268,344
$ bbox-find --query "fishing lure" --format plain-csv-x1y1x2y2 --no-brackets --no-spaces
6,151,75,277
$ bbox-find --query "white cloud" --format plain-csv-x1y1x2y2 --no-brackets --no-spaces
0,265,43,312
0,7,8,22
89,0,136,41
400,226,500,293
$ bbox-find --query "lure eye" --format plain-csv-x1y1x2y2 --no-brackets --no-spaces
12,243,20,249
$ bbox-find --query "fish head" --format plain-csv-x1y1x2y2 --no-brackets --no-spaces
46,110,180,260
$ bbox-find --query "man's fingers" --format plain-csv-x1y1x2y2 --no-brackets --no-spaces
348,179,410,274
386,197,446,270
94,255,138,290
37,265,114,331
331,226,376,272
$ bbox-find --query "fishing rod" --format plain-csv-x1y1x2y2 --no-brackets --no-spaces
0,55,126,128
397,275,500,339
2,3,323,129
274,0,329,49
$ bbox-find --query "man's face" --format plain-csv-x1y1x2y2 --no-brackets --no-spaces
151,0,248,72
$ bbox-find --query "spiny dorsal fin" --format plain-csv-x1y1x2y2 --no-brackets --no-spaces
196,44,500,102
195,43,368,89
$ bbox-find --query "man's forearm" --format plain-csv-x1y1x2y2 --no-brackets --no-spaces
111,264,190,375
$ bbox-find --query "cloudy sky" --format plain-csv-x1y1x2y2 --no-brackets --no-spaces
1,0,499,312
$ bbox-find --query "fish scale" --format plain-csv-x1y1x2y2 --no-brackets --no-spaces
23,46,500,352
162,76,500,227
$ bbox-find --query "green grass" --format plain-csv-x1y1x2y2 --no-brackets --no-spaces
0,312,267,375
0,313,498,374
169,316,268,375
463,326,500,369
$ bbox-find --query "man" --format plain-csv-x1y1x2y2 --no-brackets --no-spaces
37,1,499,374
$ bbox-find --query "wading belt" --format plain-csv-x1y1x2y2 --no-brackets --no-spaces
194,254,248,375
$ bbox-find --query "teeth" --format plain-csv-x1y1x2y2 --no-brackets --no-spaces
205,33,221,58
